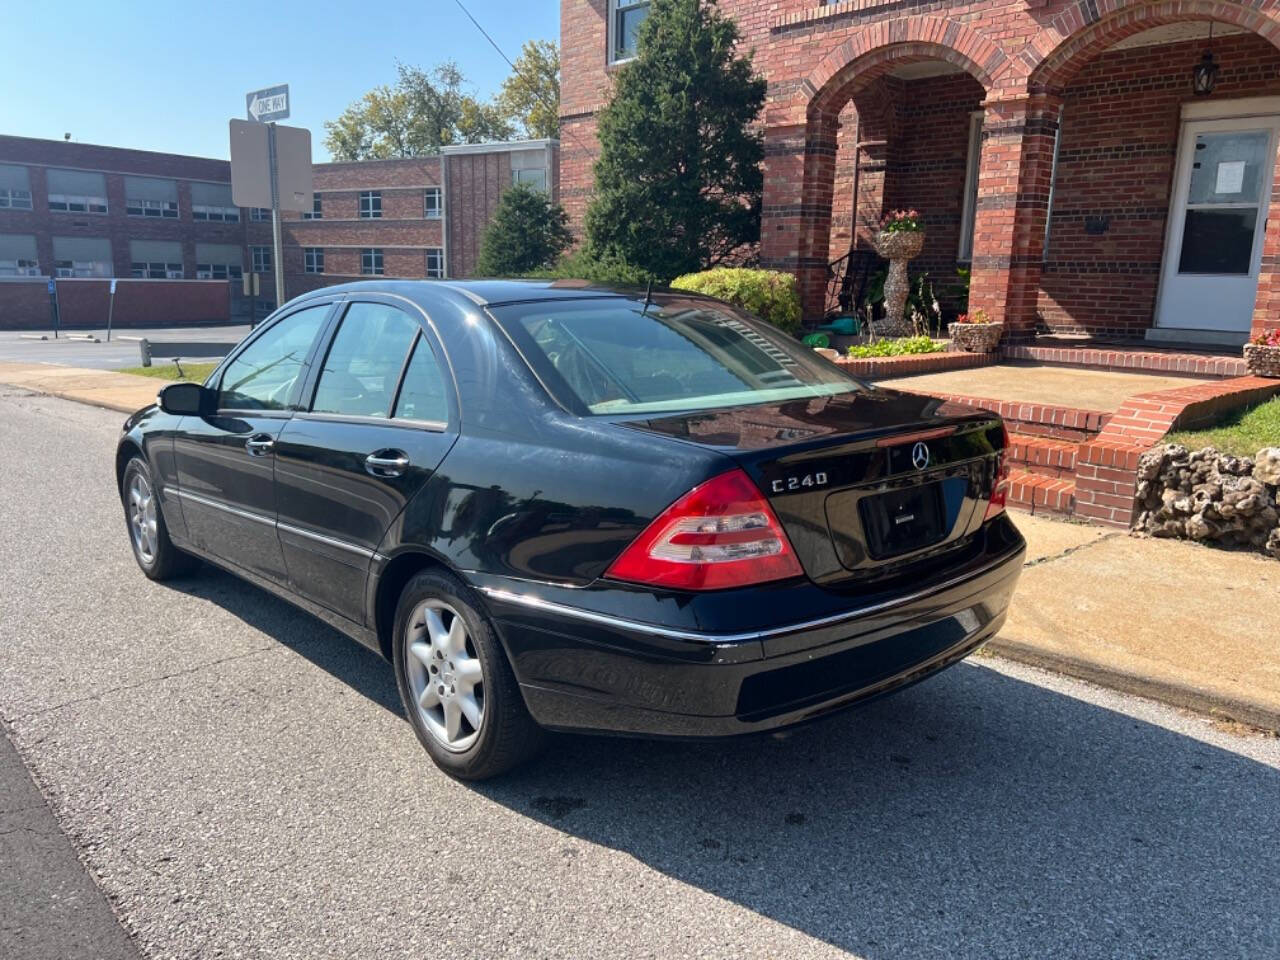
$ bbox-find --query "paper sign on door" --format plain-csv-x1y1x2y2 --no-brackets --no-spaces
1216,160,1246,195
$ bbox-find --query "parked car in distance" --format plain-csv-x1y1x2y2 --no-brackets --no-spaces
116,280,1025,779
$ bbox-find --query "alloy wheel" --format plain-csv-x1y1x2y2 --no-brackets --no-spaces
127,472,158,565
404,600,485,752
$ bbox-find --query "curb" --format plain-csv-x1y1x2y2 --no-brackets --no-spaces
987,637,1280,734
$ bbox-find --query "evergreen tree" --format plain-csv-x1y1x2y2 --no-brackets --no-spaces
584,0,766,280
475,184,574,276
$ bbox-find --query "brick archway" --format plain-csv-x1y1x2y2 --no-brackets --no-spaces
1022,1,1280,92
763,23,1009,321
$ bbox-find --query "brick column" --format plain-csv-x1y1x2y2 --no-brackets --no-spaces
1252,134,1280,340
761,115,838,322
967,94,1061,341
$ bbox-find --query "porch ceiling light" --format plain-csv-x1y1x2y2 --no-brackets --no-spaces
1193,23,1220,96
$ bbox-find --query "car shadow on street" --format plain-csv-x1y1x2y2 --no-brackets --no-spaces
478,664,1280,959
158,566,403,715
160,567,1280,958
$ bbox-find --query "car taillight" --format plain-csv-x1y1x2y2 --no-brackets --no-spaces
605,468,804,591
985,422,1011,521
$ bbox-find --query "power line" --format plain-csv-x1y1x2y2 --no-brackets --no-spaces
449,0,594,157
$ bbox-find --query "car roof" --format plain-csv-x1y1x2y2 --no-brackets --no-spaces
287,278,654,312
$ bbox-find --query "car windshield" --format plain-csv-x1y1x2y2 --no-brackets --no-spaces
490,296,862,415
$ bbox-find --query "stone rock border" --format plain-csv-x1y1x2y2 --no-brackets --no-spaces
1134,444,1280,558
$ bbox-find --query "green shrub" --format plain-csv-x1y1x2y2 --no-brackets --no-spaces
670,268,801,335
845,336,942,359
529,247,655,287
475,184,573,277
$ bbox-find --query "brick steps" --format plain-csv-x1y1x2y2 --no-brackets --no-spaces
1006,468,1076,517
1005,435,1077,479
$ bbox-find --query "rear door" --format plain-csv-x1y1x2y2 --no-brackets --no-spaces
273,298,458,623
172,301,334,582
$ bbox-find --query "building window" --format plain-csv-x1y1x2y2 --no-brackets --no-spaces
0,188,32,210
361,248,384,275
512,167,548,192
55,259,112,278
196,263,243,281
49,193,107,214
251,246,272,273
957,113,983,263
131,261,183,279
302,195,322,219
424,187,442,219
610,0,650,63
250,207,272,221
0,258,39,277
304,247,325,274
126,198,178,219
193,205,240,222
426,248,444,279
359,191,382,219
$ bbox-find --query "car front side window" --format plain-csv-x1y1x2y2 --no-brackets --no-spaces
216,305,330,411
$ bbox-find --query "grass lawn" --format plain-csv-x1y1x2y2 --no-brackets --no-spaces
117,362,219,383
1165,397,1280,456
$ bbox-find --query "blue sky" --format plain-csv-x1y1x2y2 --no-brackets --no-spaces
3,0,559,162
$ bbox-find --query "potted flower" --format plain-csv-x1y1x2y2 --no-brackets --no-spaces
948,307,1004,353
873,209,924,337
1244,328,1280,378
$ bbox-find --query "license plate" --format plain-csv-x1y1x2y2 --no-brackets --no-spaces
859,483,946,559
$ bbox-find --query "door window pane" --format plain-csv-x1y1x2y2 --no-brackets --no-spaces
311,303,420,418
1186,131,1270,205
1178,209,1258,274
217,305,329,410
393,337,448,423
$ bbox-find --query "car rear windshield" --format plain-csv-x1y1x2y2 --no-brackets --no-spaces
490,296,862,416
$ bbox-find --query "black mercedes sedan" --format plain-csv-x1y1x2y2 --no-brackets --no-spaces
116,280,1024,779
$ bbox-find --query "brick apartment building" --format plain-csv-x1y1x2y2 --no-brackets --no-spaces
560,0,1280,346
0,135,557,329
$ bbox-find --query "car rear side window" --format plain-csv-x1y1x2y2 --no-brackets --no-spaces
311,302,420,418
217,304,330,411
393,336,448,423
490,297,861,415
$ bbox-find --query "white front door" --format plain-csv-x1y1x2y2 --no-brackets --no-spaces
1156,116,1280,334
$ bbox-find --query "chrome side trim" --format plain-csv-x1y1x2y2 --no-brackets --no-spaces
174,488,374,559
277,520,375,559
479,547,1022,645
173,488,274,527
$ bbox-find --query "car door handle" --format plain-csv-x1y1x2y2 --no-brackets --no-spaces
365,450,410,477
245,434,275,457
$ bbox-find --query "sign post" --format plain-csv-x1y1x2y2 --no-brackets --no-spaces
105,278,118,341
232,84,311,313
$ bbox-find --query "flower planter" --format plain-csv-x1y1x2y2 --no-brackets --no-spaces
872,230,925,337
1244,342,1280,378
948,321,1004,353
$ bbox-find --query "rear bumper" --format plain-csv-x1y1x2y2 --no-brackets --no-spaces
478,520,1025,738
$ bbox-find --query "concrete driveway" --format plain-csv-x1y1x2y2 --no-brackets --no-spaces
2,390,1278,959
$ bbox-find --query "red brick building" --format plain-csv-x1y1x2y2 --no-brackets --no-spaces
559,0,1280,346
0,135,558,328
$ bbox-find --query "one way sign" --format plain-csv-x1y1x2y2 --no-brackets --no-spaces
246,84,289,123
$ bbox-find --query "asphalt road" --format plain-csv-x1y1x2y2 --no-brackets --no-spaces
1,389,1278,960
0,325,250,370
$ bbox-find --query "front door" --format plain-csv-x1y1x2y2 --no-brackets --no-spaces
273,300,457,623
1156,116,1280,335
172,302,333,582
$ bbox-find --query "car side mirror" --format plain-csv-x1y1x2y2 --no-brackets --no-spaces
158,381,212,416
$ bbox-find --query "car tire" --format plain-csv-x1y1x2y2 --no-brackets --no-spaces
392,569,545,780
121,456,199,581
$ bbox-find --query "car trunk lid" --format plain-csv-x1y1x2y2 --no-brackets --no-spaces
619,388,1006,586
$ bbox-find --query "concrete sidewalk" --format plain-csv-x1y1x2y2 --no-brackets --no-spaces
0,362,162,414
992,514,1280,732
2,361,1277,732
